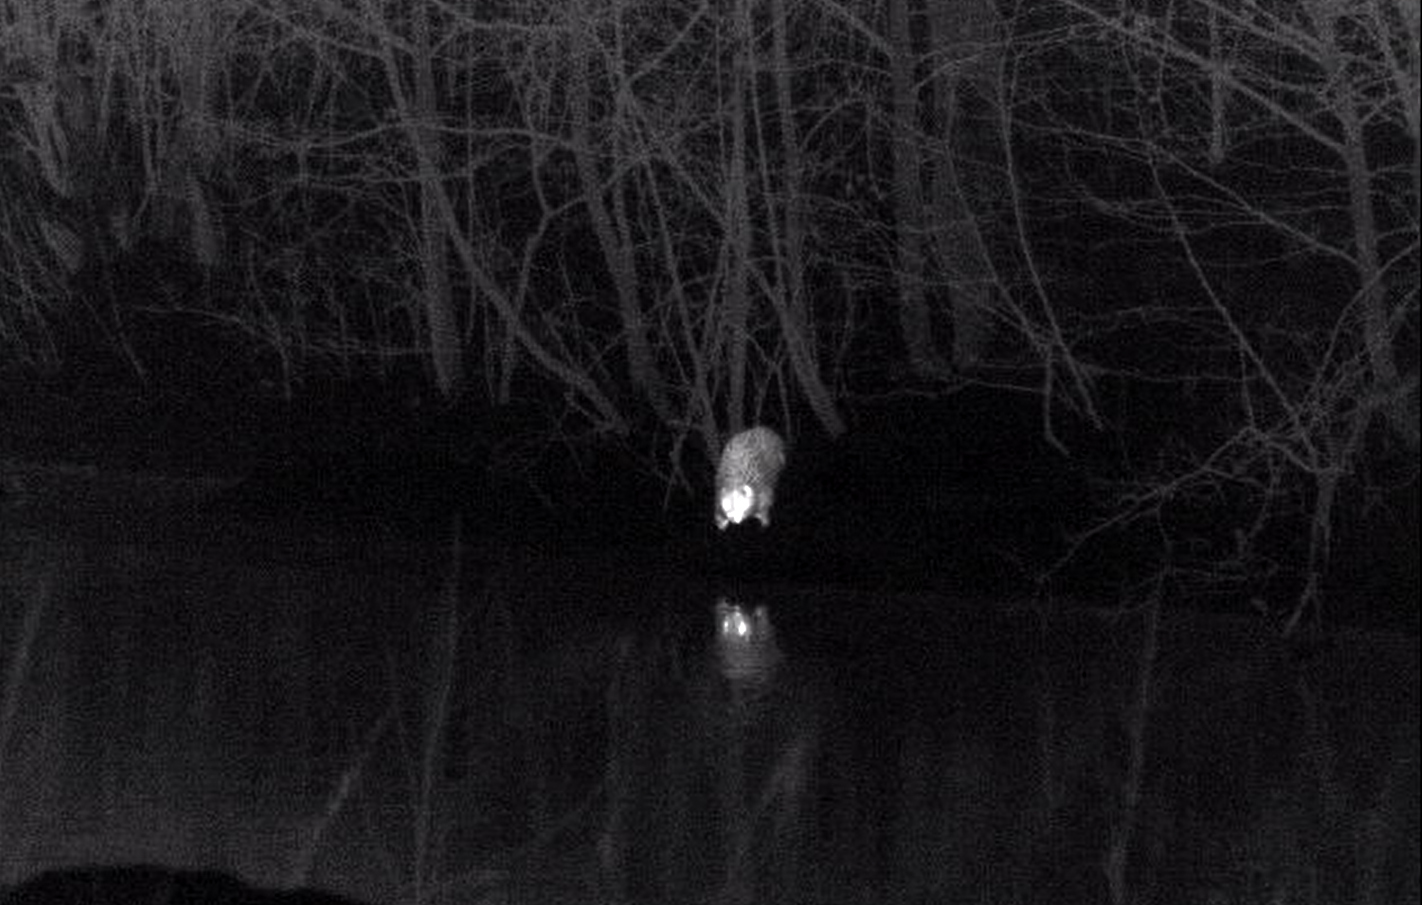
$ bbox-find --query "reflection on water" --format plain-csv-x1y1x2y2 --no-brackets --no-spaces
1,487,1418,905
713,597,781,685
597,594,829,905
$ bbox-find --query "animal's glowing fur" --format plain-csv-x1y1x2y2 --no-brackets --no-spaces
714,426,787,529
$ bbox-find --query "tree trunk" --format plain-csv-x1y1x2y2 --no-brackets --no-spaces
887,0,943,378
569,0,674,423
413,0,462,395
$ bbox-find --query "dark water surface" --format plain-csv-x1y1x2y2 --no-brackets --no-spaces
1,466,1417,905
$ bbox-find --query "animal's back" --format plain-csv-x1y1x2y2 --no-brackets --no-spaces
714,426,787,529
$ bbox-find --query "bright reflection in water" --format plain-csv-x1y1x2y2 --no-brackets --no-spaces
713,597,781,685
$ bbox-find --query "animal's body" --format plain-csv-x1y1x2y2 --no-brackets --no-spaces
714,426,787,529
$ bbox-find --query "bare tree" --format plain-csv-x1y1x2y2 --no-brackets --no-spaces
1037,0,1419,627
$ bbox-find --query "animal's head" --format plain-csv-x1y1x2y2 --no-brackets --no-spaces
716,483,757,529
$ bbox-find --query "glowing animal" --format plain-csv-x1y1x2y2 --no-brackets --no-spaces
714,426,787,529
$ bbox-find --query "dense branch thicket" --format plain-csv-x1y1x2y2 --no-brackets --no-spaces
0,0,1415,619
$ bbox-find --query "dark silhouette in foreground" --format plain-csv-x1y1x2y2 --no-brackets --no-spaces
1,866,370,905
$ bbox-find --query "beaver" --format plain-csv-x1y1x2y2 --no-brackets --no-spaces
714,426,787,529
